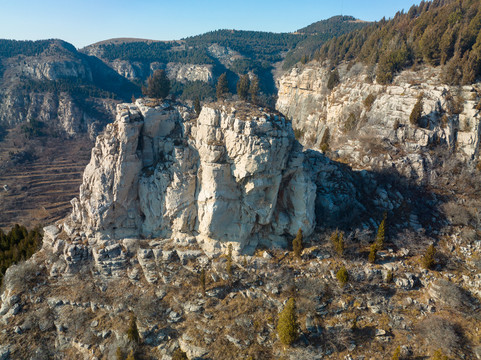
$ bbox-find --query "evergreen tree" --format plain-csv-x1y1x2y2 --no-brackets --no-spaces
410,95,423,126
327,69,340,90
127,314,140,344
292,228,303,258
200,268,206,296
126,350,136,360
330,229,345,257
249,75,260,104
392,346,401,360
431,349,449,360
172,348,188,360
237,74,250,100
376,214,386,250
216,73,229,100
142,69,170,99
386,270,393,283
277,298,299,346
422,244,436,270
194,97,201,116
116,347,123,360
368,243,378,264
336,266,349,287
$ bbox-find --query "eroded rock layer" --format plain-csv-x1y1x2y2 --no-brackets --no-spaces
69,100,321,252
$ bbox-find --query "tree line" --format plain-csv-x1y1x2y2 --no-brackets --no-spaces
312,0,481,85
98,42,215,65
0,224,42,285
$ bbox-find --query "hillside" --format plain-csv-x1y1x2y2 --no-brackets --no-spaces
4,2,481,360
312,0,481,85
81,16,369,103
0,99,479,360
297,15,369,35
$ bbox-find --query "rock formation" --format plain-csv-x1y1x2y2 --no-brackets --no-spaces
66,98,421,253
0,40,129,138
69,99,320,252
277,63,481,183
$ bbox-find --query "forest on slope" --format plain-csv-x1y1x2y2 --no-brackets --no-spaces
312,0,481,85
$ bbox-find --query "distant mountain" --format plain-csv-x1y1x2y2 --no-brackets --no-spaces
282,16,371,69
297,15,369,35
0,39,138,138
0,15,372,136
80,16,369,103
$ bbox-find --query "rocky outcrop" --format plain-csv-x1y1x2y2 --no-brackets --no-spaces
277,62,481,182
85,54,214,84
68,98,420,253
70,100,320,252
167,63,214,84
0,40,125,138
2,40,92,82
0,90,116,138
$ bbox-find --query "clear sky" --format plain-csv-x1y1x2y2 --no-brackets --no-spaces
0,0,421,49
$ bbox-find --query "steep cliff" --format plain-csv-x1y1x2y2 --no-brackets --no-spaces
68,100,318,252
62,98,435,256
277,62,481,183
0,39,136,138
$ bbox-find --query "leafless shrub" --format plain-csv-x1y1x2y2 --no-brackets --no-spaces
133,292,164,321
2,259,40,293
430,280,477,315
441,201,473,226
418,316,463,357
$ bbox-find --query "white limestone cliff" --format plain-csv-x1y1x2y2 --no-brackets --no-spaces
70,100,318,252
277,63,481,182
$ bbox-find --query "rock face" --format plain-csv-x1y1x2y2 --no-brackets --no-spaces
0,90,116,138
70,100,319,251
82,44,215,85
70,98,428,252
277,63,481,182
0,40,128,138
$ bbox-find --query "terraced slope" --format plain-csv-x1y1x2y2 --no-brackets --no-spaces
0,131,92,230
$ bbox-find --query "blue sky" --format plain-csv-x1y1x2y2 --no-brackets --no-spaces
0,0,421,48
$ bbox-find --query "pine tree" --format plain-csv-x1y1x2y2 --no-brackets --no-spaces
216,73,229,100
422,244,436,270
200,268,206,296
194,97,201,116
386,270,393,283
249,75,260,104
126,350,136,360
376,214,386,250
237,74,250,101
127,314,140,344
431,349,449,360
336,266,349,287
410,95,423,126
392,346,401,360
292,228,303,258
277,298,299,346
368,243,378,264
142,69,170,99
327,69,340,90
116,347,123,360
330,229,345,257
172,348,188,360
